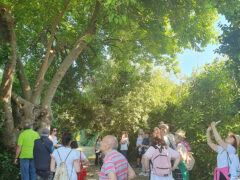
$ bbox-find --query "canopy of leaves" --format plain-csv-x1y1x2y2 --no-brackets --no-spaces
1,0,218,77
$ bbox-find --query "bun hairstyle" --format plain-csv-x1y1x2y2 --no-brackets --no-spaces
70,141,78,149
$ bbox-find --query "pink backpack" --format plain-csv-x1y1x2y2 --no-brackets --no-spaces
150,146,171,177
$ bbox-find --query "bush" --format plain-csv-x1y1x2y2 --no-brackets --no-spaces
0,150,20,180
0,107,20,180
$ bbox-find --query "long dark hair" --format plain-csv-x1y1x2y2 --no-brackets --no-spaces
151,137,167,148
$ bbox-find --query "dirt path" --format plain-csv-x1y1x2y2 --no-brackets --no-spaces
78,146,148,180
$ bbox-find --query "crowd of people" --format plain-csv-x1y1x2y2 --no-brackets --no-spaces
14,122,89,180
121,122,192,180
14,120,240,180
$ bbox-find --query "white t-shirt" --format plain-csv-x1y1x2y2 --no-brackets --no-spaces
145,146,179,180
217,144,236,168
136,135,143,146
136,135,143,151
52,147,86,180
49,135,58,146
120,138,129,150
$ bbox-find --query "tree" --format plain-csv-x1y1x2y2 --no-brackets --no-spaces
171,59,239,178
0,0,218,148
216,0,240,106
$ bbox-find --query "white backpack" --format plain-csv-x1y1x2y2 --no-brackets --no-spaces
54,150,72,180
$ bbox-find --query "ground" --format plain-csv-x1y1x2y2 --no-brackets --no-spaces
79,146,148,180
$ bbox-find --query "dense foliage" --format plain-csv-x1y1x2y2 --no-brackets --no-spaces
0,0,239,179
52,58,240,179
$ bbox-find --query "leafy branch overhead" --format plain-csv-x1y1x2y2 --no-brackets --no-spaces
0,0,220,149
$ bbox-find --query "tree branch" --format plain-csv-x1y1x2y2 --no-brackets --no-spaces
31,51,57,104
42,0,101,107
12,92,31,108
32,0,70,104
16,59,32,101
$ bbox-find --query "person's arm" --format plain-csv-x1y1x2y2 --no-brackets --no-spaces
53,144,58,148
211,122,227,150
168,148,180,171
14,145,22,164
177,145,185,162
50,157,56,172
122,139,127,144
82,158,89,165
142,155,150,172
172,155,180,171
108,172,117,180
127,164,136,180
80,151,88,165
74,159,80,173
49,135,53,141
206,126,218,152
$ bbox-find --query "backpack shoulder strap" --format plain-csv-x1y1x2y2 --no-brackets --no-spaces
40,138,51,154
57,150,63,162
64,149,72,162
80,150,83,169
227,152,232,166
167,136,174,148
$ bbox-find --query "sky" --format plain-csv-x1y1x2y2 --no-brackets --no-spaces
176,15,228,77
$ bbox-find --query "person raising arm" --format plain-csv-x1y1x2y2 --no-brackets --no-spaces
206,126,218,152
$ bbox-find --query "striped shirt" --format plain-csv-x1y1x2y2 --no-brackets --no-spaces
99,150,128,180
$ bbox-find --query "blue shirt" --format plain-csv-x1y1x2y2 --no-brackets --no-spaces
33,136,53,171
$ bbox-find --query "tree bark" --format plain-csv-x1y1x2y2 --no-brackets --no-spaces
0,6,17,149
12,93,50,130
42,0,101,108
16,59,32,101
31,0,70,104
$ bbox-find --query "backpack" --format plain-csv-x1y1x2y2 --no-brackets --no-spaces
54,150,73,180
181,141,195,171
149,146,172,177
227,153,240,179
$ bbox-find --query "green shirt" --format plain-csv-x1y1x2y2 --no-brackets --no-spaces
17,129,40,159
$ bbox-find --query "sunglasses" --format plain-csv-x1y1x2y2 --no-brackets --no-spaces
53,130,57,132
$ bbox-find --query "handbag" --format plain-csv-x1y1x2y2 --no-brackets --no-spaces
77,151,87,180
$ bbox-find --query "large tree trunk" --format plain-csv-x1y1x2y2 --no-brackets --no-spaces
0,0,101,149
0,6,17,148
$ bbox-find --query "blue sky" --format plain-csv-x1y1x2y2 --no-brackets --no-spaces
176,15,228,77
